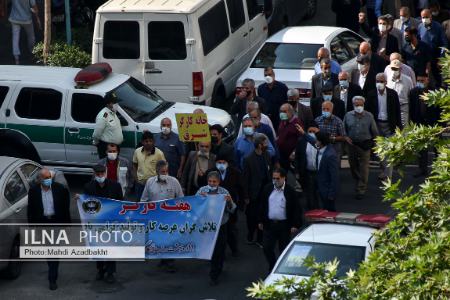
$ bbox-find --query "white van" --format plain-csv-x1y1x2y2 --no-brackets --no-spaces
92,0,268,107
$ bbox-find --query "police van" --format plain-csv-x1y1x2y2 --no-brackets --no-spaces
0,65,235,173
92,0,268,107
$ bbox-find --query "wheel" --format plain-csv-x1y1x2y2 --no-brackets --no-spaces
305,0,317,19
2,239,21,280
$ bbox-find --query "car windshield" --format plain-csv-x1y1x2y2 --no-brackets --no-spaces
109,77,169,123
250,43,322,69
275,242,366,277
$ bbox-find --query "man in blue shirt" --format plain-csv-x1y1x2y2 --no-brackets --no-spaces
313,47,341,75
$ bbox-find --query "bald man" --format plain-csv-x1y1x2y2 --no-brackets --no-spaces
277,103,303,170
393,6,420,34
384,52,416,85
359,41,387,74
313,47,341,75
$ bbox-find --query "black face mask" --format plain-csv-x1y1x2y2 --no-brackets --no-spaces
211,136,219,144
246,90,252,97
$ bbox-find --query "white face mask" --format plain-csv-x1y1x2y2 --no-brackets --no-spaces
393,70,400,77
264,76,274,84
112,103,119,112
107,152,118,161
376,82,385,91
161,126,171,135
159,174,168,181
422,18,431,25
378,24,387,32
431,11,438,17
355,106,364,114
400,16,408,23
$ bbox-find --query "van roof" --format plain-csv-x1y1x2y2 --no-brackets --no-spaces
98,0,206,14
0,65,129,94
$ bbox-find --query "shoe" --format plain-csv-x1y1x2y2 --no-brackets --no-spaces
49,281,58,290
105,273,116,283
209,278,219,286
96,271,104,280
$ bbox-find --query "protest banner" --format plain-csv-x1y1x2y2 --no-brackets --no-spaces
175,113,211,142
77,194,225,260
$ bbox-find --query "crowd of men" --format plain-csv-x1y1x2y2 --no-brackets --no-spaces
26,3,447,292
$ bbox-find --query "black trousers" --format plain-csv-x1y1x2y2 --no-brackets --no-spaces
227,210,238,253
304,171,320,210
97,261,116,275
263,220,291,271
210,224,227,280
321,196,336,212
48,261,59,283
96,140,108,159
245,200,262,243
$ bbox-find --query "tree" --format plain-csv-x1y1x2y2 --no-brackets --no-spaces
247,51,450,299
43,0,51,63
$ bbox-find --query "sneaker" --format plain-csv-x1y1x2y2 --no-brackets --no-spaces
49,281,58,290
105,273,116,284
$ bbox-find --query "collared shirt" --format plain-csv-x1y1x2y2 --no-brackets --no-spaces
377,90,388,121
317,146,327,168
133,146,166,183
9,0,36,24
268,183,287,220
384,63,417,86
340,88,348,111
219,169,227,181
417,21,448,56
41,187,55,217
306,142,318,171
92,107,124,145
196,186,236,225
358,72,367,89
234,136,275,170
237,113,277,138
387,74,414,105
314,115,345,138
314,59,342,75
343,110,379,142
140,175,184,202
154,132,185,177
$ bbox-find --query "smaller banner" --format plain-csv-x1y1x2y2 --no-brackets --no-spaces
175,113,211,142
77,194,225,260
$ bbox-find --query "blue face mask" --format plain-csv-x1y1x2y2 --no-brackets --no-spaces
243,127,254,136
308,132,316,140
416,82,425,89
216,163,227,172
339,80,349,88
323,94,332,101
95,176,106,184
322,111,331,118
42,178,52,187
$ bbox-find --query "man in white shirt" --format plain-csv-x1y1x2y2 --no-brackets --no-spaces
384,52,416,85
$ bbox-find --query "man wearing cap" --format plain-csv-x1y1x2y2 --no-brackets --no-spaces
311,58,339,100
334,71,363,113
386,59,414,126
287,88,313,128
257,67,288,130
92,93,124,159
384,52,417,86
311,82,345,120
351,54,377,98
83,164,123,283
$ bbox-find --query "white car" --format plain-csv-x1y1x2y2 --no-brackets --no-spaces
236,26,365,104
264,210,390,287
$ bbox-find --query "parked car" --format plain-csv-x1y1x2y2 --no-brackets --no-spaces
0,64,235,174
264,210,390,289
0,156,42,279
93,0,268,107
236,26,365,104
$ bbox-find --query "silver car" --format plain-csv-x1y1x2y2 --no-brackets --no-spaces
0,156,41,279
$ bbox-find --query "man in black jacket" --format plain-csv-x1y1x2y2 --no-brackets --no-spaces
27,168,71,290
350,54,378,98
83,164,123,283
311,82,345,120
334,71,364,113
231,78,266,127
258,168,303,270
311,58,339,100
210,124,235,167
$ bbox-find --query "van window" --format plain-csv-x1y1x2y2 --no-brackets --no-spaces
15,88,62,120
71,93,104,123
199,1,230,55
226,0,245,32
0,86,9,109
148,21,187,60
246,0,262,19
103,21,140,59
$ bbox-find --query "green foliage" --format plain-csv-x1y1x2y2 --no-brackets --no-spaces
32,41,91,68
248,51,450,299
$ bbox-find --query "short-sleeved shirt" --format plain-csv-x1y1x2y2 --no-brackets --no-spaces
9,0,36,24
140,175,184,202
154,132,185,177
132,146,166,183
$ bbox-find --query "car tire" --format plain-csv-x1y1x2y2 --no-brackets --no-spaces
2,239,21,280
305,0,317,19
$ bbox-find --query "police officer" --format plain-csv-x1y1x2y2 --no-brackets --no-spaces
92,93,124,159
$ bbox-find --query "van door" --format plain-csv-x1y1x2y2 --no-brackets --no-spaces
143,13,191,103
95,13,144,83
244,0,267,53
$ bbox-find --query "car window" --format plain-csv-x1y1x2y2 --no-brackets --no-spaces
275,242,366,277
338,31,364,57
148,21,187,60
14,88,62,120
226,0,245,33
251,43,322,69
0,86,9,109
246,0,263,20
199,1,230,56
103,21,140,59
4,171,28,206
330,36,352,64
20,163,41,186
71,93,105,123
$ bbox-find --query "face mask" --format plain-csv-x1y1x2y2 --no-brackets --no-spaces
95,176,106,184
208,185,218,192
264,76,274,84
323,94,332,101
339,80,349,88
246,90,252,97
42,178,52,187
158,174,168,181
378,24,387,32
355,106,364,114
161,126,171,135
376,83,385,91
431,11,438,17
279,112,289,121
393,70,400,77
308,132,316,140
216,163,228,171
322,111,331,118
400,16,408,23
357,63,364,72
112,103,119,112
107,152,118,161
243,127,254,136
199,149,209,156
211,136,219,144
272,179,283,188
422,18,431,25
416,82,425,89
